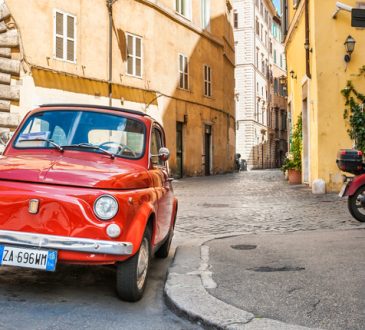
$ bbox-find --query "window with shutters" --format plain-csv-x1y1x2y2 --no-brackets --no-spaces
54,10,76,63
203,65,212,97
126,33,143,78
178,54,189,90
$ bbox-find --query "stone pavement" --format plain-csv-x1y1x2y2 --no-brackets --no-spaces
166,170,365,329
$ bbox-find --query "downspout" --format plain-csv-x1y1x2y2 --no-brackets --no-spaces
107,0,113,106
305,0,311,79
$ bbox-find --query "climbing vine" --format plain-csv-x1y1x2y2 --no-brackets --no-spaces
342,66,365,151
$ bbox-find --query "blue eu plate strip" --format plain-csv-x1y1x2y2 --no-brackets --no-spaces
46,250,57,271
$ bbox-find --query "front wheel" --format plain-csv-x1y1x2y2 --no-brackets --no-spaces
116,226,151,302
348,186,365,222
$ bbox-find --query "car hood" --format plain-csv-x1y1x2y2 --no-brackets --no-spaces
0,154,152,189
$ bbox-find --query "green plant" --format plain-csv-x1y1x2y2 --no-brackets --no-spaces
342,66,365,151
281,114,302,172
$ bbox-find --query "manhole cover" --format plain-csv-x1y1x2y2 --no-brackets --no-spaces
231,244,257,250
248,266,305,272
201,203,230,208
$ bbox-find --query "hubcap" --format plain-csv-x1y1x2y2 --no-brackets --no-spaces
136,238,149,290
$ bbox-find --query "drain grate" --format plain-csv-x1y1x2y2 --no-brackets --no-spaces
231,244,257,250
248,266,305,272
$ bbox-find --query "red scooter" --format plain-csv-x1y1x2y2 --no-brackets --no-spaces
337,149,365,222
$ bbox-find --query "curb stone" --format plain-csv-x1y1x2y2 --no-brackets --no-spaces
164,245,317,330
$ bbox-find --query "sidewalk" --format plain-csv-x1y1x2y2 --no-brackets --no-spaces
166,171,365,329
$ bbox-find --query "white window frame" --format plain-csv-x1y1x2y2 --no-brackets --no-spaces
126,33,143,78
175,0,192,20
178,54,189,90
53,9,77,63
203,65,212,97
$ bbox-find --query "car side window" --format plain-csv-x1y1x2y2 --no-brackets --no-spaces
151,127,164,166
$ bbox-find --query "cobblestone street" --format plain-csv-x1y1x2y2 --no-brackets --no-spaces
173,170,365,241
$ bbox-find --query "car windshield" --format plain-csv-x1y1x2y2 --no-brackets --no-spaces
14,110,146,159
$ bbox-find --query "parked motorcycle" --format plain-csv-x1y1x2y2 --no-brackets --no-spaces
337,149,365,222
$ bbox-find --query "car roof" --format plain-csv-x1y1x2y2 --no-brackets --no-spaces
39,104,152,119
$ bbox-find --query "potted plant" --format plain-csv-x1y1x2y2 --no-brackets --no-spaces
282,114,302,184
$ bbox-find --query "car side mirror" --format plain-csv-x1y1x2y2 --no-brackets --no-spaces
158,147,170,162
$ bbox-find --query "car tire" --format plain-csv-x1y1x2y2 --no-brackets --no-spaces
116,226,151,302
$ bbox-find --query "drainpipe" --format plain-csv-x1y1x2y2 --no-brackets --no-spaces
107,0,114,106
305,0,311,79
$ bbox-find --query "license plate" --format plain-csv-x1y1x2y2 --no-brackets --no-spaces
0,245,57,271
339,183,349,197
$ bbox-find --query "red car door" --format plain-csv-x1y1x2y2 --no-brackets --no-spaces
149,126,174,244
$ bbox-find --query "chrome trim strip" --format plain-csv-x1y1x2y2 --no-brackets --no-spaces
0,230,133,256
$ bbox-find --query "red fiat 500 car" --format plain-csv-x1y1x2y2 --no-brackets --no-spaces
0,104,177,302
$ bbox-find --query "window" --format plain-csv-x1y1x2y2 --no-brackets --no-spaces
280,53,283,68
233,10,238,29
265,31,268,47
201,0,211,29
176,0,192,19
269,39,272,54
151,128,165,166
273,49,277,64
54,10,76,62
261,24,263,41
260,1,263,15
15,111,146,159
261,54,265,74
126,33,143,77
255,18,260,36
179,54,189,90
281,112,287,130
274,78,278,94
256,48,259,67
204,65,212,97
265,10,268,24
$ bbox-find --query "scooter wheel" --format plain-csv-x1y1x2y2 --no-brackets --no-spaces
348,186,365,222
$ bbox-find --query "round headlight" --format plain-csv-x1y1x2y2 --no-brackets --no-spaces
94,195,118,220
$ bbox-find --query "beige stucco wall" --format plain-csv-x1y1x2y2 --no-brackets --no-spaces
4,0,235,176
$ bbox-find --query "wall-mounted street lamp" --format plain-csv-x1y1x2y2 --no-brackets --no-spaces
289,70,297,79
344,35,356,63
279,75,287,86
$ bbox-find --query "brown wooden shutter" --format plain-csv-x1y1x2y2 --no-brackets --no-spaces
55,12,64,59
66,15,75,61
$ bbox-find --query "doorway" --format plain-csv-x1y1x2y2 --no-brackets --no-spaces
204,125,212,176
302,98,309,183
176,122,183,178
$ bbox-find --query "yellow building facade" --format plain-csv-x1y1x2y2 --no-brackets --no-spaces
282,0,365,191
0,0,235,177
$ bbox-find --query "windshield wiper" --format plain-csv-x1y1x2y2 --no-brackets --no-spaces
62,143,115,159
18,138,64,152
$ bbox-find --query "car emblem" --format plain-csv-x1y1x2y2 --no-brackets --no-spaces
29,199,40,214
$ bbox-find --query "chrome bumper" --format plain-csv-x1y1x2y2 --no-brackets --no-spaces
0,230,133,256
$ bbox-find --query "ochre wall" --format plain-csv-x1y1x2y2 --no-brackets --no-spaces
285,0,364,191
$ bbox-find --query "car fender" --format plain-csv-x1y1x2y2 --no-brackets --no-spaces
123,201,157,256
